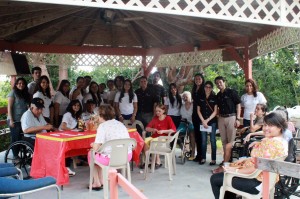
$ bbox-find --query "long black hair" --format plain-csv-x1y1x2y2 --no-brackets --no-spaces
13,77,30,104
119,79,134,103
34,75,51,98
57,79,70,97
66,100,82,120
168,83,182,108
192,73,205,100
89,81,102,106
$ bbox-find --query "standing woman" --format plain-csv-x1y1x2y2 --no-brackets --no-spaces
83,81,103,111
59,100,82,131
114,79,138,123
53,80,71,128
33,75,54,124
165,83,182,128
197,81,218,165
241,79,267,127
191,73,205,163
7,77,31,158
69,76,85,103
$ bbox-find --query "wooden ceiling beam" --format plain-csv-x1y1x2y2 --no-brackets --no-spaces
0,40,146,56
121,12,166,47
167,15,254,37
78,10,99,46
0,7,85,37
0,8,71,26
142,12,217,41
11,9,88,43
0,6,55,17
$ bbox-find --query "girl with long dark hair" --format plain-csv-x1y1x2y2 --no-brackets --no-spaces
7,77,31,158
59,99,83,130
33,75,53,124
191,73,205,163
53,79,70,128
83,81,103,110
114,79,138,123
165,83,182,128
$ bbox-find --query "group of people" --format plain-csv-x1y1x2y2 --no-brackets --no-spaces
6,66,294,197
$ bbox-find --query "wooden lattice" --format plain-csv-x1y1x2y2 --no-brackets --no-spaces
14,0,300,28
156,49,223,67
257,27,300,56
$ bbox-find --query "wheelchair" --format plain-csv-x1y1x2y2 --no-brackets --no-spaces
4,137,34,179
176,119,192,164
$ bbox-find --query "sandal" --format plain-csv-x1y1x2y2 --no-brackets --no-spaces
188,156,195,161
87,185,103,191
209,161,216,166
155,163,162,169
199,159,206,165
212,166,224,174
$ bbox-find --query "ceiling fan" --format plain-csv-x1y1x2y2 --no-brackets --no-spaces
100,9,143,27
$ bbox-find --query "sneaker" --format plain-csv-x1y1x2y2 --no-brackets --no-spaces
67,167,76,176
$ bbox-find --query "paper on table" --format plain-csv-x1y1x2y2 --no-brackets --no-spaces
200,125,212,132
60,133,84,137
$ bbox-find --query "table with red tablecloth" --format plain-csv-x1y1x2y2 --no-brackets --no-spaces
30,129,144,185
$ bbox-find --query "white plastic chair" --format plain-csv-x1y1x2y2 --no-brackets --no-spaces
89,138,137,199
219,156,286,199
144,131,179,181
123,119,146,139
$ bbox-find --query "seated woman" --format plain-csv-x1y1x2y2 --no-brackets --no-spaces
89,104,132,190
240,103,267,142
210,112,288,199
177,91,195,161
59,100,82,131
143,104,176,169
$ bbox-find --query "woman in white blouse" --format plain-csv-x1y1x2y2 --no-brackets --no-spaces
89,104,132,190
83,81,103,111
114,79,138,123
53,80,70,128
241,79,267,127
59,100,82,131
33,75,53,124
165,83,182,128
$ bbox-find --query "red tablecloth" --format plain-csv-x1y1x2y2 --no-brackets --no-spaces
30,129,144,185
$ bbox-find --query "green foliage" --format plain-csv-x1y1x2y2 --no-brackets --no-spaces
47,65,59,90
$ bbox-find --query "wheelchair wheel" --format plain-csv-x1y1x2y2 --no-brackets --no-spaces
275,175,300,199
4,140,34,178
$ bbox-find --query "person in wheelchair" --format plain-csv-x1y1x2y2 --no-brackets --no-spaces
177,91,196,161
210,112,288,199
239,103,267,143
21,97,54,146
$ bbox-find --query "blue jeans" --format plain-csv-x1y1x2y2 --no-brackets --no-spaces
201,123,217,160
7,120,23,157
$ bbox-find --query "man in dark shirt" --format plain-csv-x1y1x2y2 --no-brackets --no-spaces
214,76,241,167
151,71,166,104
135,76,159,128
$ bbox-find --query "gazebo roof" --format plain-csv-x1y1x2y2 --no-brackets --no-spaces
0,1,281,57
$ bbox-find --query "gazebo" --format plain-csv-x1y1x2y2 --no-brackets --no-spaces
0,0,300,82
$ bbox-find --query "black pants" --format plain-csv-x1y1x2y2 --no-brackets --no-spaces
170,115,181,129
192,113,201,160
210,172,261,199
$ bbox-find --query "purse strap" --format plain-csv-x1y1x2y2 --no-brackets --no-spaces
205,98,214,112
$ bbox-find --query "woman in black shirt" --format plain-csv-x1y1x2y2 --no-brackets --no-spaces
197,81,218,165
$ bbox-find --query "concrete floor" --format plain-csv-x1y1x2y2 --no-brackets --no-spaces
1,150,300,199
1,149,219,199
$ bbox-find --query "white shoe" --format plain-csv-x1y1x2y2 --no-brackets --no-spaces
67,167,76,176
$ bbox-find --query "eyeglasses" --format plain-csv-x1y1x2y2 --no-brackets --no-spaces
205,86,212,89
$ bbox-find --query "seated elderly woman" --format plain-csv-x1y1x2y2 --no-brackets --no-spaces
89,104,132,191
210,112,288,199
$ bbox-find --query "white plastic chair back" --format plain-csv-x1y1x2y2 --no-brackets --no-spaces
144,131,179,181
219,155,286,199
89,138,136,199
123,120,145,131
